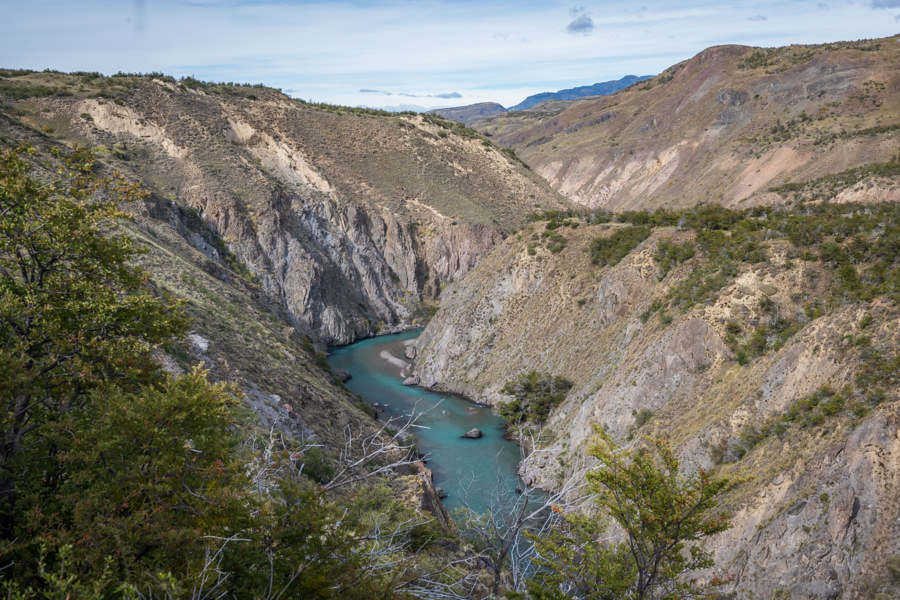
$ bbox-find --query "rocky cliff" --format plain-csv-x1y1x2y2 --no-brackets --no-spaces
478,36,900,211
411,207,899,597
1,72,570,344
1,90,462,529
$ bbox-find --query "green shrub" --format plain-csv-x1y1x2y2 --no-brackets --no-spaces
499,371,573,424
590,226,652,266
655,239,695,277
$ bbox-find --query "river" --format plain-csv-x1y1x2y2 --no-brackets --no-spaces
327,330,523,515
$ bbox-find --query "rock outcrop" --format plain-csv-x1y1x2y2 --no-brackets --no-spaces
411,218,900,598
7,74,569,344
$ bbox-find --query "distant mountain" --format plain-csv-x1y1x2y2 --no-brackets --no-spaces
427,76,652,125
427,102,507,126
508,75,652,111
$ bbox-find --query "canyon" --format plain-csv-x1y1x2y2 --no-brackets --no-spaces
1,33,898,598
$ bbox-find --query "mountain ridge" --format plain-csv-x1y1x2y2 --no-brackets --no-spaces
507,74,653,111
427,75,651,125
475,37,900,210
0,69,571,345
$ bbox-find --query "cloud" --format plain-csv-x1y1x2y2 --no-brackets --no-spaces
399,91,462,99
567,14,595,34
362,89,460,99
748,15,767,21
872,0,900,7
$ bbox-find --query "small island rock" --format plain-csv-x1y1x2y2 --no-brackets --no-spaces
461,428,483,439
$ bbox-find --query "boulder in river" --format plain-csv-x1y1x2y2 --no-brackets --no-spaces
461,428,483,439
402,376,420,386
333,368,352,382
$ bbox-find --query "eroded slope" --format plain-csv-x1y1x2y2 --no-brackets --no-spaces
0,71,571,344
480,37,900,211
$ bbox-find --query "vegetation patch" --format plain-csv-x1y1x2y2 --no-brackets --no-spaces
590,225,652,266
499,371,573,424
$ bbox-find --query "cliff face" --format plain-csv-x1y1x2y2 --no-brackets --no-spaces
478,37,900,211
411,214,899,598
2,97,458,528
3,74,569,344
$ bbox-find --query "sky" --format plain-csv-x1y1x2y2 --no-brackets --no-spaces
2,0,899,110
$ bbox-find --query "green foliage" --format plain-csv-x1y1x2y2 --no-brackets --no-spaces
301,335,337,376
0,145,187,536
545,232,567,254
412,301,440,325
499,371,573,424
527,209,582,228
632,409,654,429
771,157,900,200
0,81,65,100
0,145,432,598
728,307,803,364
654,239,695,278
0,543,116,599
715,369,897,465
302,446,336,483
528,514,635,600
590,226,652,267
421,113,484,139
632,200,898,324
529,429,740,599
14,370,249,591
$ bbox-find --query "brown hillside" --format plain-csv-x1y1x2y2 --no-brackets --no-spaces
479,37,900,210
0,71,571,344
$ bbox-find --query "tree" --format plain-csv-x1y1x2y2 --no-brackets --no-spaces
0,145,447,599
454,426,592,597
499,372,573,424
529,428,741,599
0,145,187,538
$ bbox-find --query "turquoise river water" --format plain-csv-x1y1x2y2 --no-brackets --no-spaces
328,330,523,514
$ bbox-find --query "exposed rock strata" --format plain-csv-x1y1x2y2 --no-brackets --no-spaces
12,77,567,344
411,222,899,598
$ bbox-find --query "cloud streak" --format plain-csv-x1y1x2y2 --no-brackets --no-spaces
360,89,461,99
